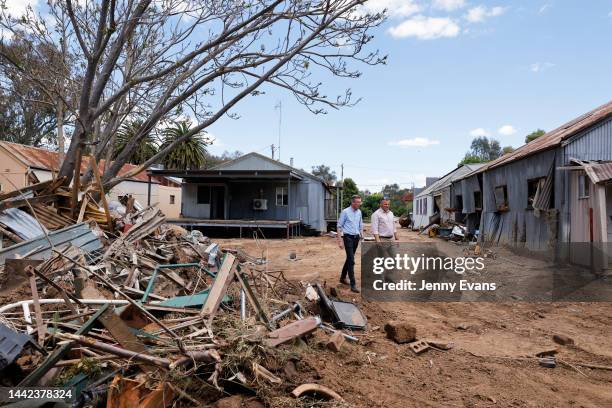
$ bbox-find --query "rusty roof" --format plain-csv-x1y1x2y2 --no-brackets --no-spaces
0,141,178,185
469,100,612,176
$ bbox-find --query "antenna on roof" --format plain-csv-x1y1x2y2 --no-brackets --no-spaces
275,101,282,161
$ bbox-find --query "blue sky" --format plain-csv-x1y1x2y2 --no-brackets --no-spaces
207,0,612,191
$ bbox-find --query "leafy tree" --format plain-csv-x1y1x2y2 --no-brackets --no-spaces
112,121,157,165
340,178,359,209
0,0,386,190
360,193,382,220
525,129,545,143
160,121,209,170
502,146,515,154
0,35,71,147
311,164,337,184
459,136,503,165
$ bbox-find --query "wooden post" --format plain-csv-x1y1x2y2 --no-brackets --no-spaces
287,175,291,239
91,158,113,233
147,175,152,206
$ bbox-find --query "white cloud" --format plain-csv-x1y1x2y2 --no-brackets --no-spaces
470,128,490,137
498,125,517,136
530,62,555,73
388,16,460,39
432,0,466,11
362,0,421,18
388,137,441,147
2,0,39,17
465,5,506,23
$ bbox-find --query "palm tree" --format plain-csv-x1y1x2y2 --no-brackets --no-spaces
112,120,157,165
160,121,208,169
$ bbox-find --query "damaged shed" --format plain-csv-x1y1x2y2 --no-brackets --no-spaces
453,100,612,259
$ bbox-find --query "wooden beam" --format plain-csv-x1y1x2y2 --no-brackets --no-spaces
200,253,236,321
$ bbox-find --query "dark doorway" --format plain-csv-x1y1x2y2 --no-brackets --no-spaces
211,186,225,219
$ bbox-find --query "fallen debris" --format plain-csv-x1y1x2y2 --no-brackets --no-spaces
384,321,416,344
290,383,344,401
553,334,575,346
0,179,369,406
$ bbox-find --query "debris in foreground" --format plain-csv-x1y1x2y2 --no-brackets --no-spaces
0,180,363,407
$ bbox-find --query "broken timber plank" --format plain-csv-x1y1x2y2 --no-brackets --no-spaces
200,253,236,320
264,316,321,348
98,307,154,372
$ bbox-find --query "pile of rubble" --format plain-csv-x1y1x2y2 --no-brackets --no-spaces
0,181,365,407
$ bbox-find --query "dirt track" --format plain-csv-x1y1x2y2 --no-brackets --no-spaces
217,227,612,408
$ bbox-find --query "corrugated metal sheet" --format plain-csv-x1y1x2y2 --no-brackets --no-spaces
592,163,612,183
0,222,102,266
480,149,558,251
0,208,47,240
563,116,612,163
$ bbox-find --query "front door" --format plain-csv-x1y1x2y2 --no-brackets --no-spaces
211,186,225,219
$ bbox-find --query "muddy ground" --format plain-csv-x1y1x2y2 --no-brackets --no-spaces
216,227,612,408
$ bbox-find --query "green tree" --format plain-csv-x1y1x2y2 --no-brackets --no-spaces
112,121,157,165
340,178,359,208
360,193,382,220
502,146,514,154
459,136,503,165
311,164,337,184
525,129,545,143
160,121,209,169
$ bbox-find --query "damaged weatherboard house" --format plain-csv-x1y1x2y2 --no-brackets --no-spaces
148,152,341,238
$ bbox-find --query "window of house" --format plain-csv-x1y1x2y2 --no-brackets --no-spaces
455,195,463,211
494,185,508,211
197,186,211,204
578,174,590,199
474,191,482,210
276,187,288,206
169,195,175,204
527,178,541,209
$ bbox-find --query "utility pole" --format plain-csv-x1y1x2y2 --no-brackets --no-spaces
275,101,282,161
271,144,275,160
340,163,344,209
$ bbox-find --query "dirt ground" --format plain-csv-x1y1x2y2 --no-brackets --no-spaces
216,227,612,408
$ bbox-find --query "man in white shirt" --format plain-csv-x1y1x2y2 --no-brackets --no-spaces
371,198,399,242
371,197,399,283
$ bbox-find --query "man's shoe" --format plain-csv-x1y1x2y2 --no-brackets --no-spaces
339,278,349,285
350,286,360,293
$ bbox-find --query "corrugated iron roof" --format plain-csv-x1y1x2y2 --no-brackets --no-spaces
591,162,612,183
416,163,484,198
467,100,612,176
0,208,48,240
0,141,178,185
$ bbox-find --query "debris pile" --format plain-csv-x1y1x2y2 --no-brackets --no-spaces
0,181,366,407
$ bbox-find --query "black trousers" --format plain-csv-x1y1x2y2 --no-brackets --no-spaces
341,234,360,286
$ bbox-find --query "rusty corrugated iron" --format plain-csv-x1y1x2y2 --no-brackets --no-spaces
0,141,178,186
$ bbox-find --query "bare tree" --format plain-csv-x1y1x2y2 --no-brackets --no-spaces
1,0,385,190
